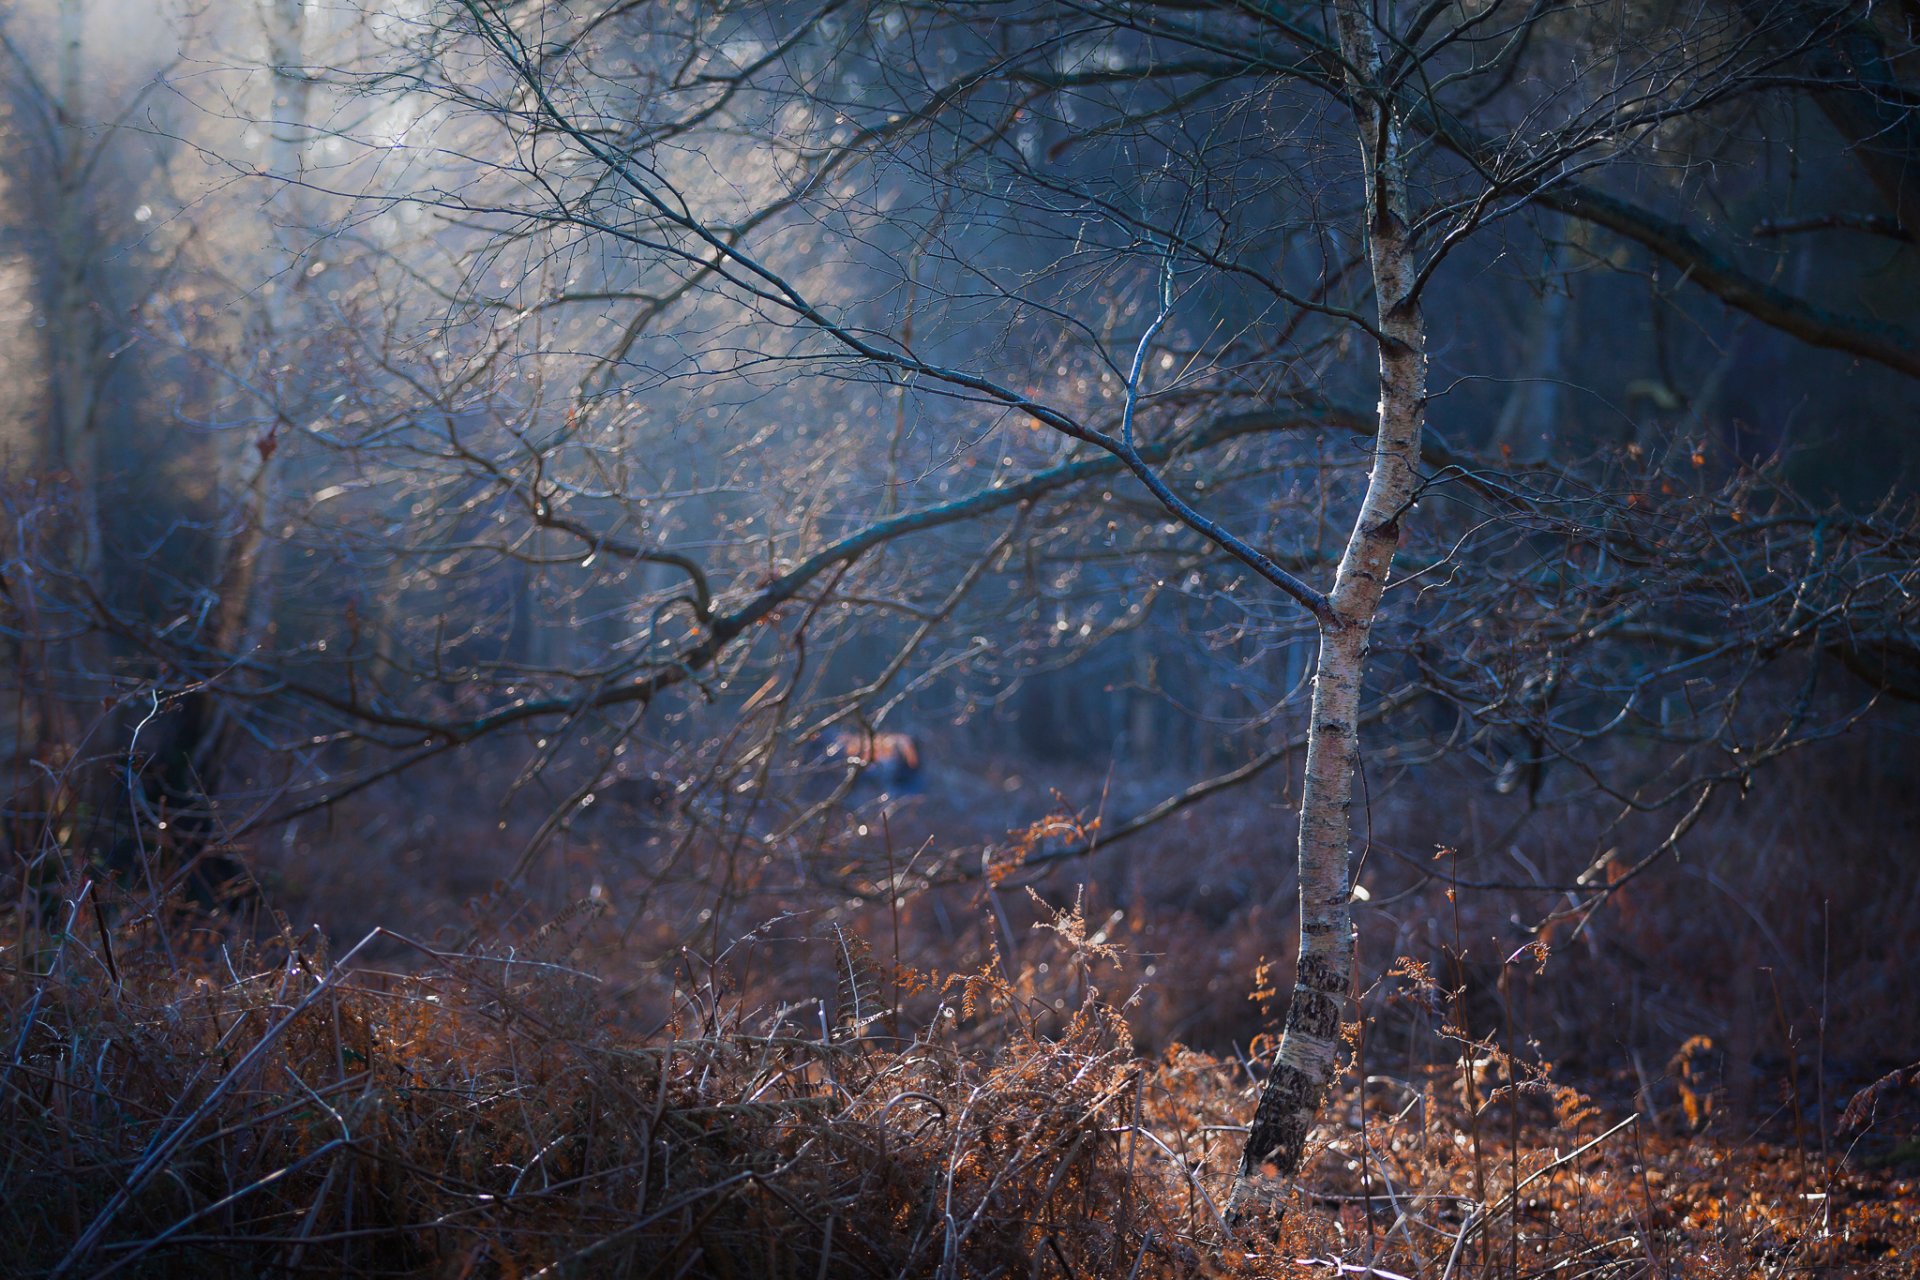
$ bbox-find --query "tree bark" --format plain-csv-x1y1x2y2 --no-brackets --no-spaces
1492,225,1577,463
1231,0,1428,1217
52,0,104,585
209,0,309,664
142,0,312,885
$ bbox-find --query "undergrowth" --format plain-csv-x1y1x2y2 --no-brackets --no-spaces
1,886,1914,1278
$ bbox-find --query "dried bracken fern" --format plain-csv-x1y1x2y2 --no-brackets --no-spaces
4,894,1916,1278
0,909,1250,1279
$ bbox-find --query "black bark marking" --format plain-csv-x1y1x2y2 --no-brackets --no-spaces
1296,952,1346,993
1285,986,1341,1039
1239,1061,1321,1177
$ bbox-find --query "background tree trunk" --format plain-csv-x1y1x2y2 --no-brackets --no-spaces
208,0,309,665
138,0,313,893
51,0,103,585
1492,226,1579,463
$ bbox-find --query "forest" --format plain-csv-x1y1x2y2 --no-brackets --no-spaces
1,0,1917,1275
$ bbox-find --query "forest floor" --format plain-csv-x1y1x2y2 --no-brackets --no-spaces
2,891,1915,1279
6,741,1918,1275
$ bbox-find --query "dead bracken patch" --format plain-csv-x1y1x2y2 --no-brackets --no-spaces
4,898,1916,1279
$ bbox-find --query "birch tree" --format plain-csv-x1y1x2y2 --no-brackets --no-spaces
1226,0,1427,1212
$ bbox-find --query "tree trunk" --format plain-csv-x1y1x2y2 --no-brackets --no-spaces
52,0,104,585
1231,0,1428,1216
209,0,310,664
141,0,312,884
1493,225,1578,463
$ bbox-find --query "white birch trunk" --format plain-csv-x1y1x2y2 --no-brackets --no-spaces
1231,0,1429,1216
